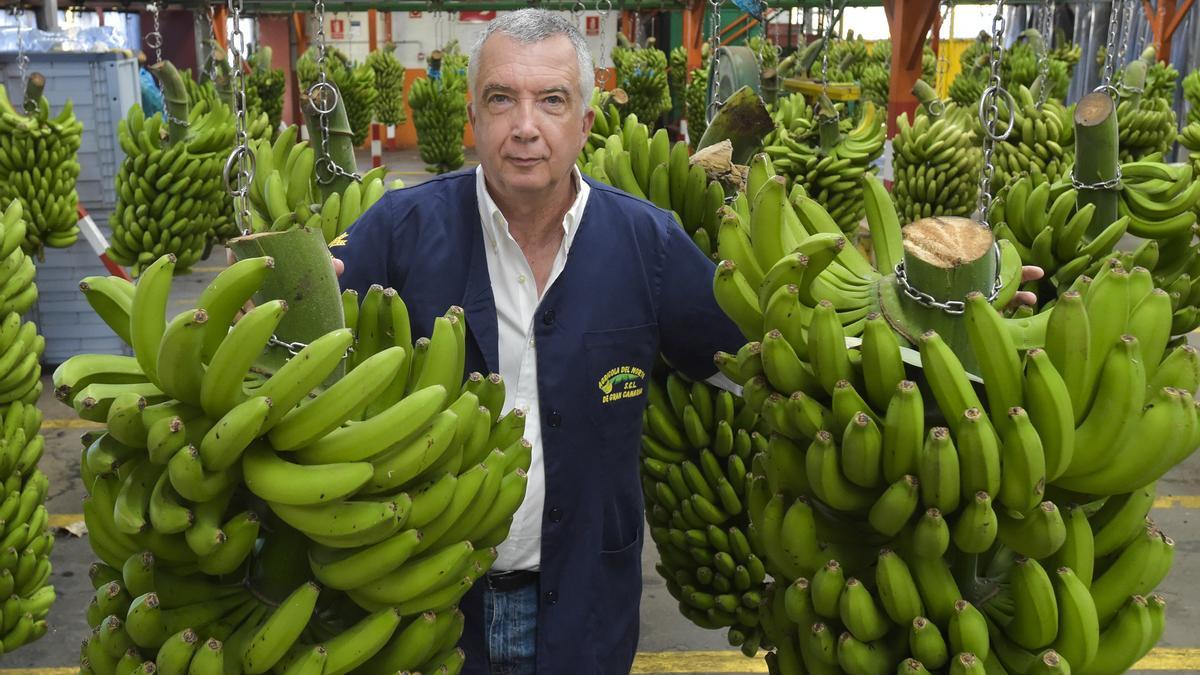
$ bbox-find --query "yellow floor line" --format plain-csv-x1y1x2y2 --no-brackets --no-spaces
47,514,82,528
1155,495,1200,509
627,647,1200,672
40,418,103,430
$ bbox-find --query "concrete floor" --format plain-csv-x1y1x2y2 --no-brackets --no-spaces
1,148,1198,673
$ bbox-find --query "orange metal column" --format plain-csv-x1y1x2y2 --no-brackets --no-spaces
883,0,939,137
1142,0,1195,61
683,1,707,70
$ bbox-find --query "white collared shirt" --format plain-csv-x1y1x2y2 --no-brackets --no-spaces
476,165,590,571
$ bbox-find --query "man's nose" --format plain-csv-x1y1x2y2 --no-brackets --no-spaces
510,99,541,140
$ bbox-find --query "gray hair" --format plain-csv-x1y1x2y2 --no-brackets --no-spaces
468,9,594,112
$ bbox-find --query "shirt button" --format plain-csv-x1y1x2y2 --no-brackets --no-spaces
545,590,558,605
547,410,562,428
549,508,563,522
518,274,526,284
542,309,555,325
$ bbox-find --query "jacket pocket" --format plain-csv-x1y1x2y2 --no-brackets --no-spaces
583,323,658,441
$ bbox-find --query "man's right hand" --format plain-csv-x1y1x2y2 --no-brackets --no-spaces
333,256,344,277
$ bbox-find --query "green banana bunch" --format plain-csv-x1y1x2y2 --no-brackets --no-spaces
107,100,226,276
825,33,870,82
60,251,527,674
181,67,273,249
296,45,380,147
577,94,727,258
991,81,1075,186
408,66,468,175
669,45,688,115
747,36,780,74
641,370,767,650
1002,32,1072,102
245,46,287,135
763,95,886,235
0,202,40,319
0,398,54,656
243,124,393,242
0,79,83,255
859,63,891,109
697,155,1189,672
1048,29,1082,74
367,44,409,127
1182,69,1200,125
684,55,713,148
0,203,52,656
1115,48,1178,162
612,36,673,128
892,100,981,223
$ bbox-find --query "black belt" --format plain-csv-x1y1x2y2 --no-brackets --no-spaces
485,569,539,592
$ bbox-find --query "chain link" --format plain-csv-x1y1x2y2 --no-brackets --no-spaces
973,5,1013,225
1071,163,1123,191
146,0,163,65
267,335,354,358
819,0,831,98
1097,0,1123,95
932,0,953,106
222,0,255,234
894,243,1004,315
308,0,360,185
595,0,612,88
1034,0,1052,107
706,0,722,121
205,3,220,82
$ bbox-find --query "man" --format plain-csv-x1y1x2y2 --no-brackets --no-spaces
333,9,745,673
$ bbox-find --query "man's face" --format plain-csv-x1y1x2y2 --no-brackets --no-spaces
469,33,595,199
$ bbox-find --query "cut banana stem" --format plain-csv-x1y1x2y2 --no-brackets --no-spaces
1073,92,1121,234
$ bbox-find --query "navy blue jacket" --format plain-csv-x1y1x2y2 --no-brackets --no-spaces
333,170,744,673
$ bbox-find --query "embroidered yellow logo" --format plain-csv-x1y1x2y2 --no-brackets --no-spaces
598,366,646,404
329,232,349,248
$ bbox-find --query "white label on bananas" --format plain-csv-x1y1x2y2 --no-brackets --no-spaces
876,140,894,181
844,337,983,384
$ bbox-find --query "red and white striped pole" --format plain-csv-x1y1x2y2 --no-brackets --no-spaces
371,123,383,169
76,205,132,281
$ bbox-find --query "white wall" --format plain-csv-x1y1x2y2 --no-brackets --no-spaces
317,10,619,69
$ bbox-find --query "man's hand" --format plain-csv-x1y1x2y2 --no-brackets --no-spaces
333,256,344,277
1013,265,1044,308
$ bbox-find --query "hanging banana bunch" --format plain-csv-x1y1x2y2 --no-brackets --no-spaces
1001,31,1072,101
684,44,713,148
1048,28,1083,75
1115,47,1177,162
696,154,1188,674
612,35,672,128
408,63,468,175
0,75,83,255
1177,71,1200,170
857,39,893,109
891,84,981,224
59,245,527,675
948,33,991,108
107,62,237,276
367,43,408,127
747,35,780,74
244,123,391,242
669,45,688,115
825,32,870,82
181,65,273,250
579,92,726,257
991,81,1074,186
245,46,287,136
0,202,54,657
297,45,379,147
763,94,886,236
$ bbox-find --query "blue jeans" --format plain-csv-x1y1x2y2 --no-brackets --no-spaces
483,578,538,675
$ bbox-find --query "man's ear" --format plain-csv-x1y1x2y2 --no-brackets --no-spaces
468,101,476,127
582,105,596,136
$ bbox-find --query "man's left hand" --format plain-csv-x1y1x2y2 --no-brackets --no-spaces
1013,265,1044,308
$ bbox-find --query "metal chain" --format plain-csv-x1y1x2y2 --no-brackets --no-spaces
933,0,953,105
1117,0,1135,64
596,0,612,88
819,0,831,96
146,0,163,65
222,0,255,235
205,3,220,82
1097,0,1123,95
706,0,722,119
308,0,360,184
266,335,353,358
1034,0,1052,107
1071,163,1123,190
973,3,1014,226
894,243,1004,315
12,5,31,113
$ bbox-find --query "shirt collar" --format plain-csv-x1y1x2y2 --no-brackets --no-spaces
475,164,590,254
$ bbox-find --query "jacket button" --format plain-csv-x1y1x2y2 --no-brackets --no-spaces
549,508,563,522
547,410,562,428
545,590,558,605
542,309,555,325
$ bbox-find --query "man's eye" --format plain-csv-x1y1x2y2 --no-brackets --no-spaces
544,96,564,105
489,94,512,105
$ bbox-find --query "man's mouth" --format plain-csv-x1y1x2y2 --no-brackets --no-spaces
506,156,544,166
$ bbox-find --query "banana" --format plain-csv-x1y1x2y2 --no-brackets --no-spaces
130,255,177,384
241,582,320,673
243,441,373,505
998,407,1047,514
1051,566,1100,671
199,300,288,417
1089,525,1174,624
